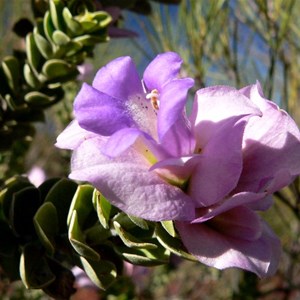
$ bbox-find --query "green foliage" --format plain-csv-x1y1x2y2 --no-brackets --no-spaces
0,176,78,298
0,176,197,298
0,0,112,153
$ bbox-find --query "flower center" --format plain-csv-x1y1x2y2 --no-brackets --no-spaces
146,89,160,110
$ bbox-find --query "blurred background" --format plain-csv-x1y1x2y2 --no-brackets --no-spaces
1,0,300,299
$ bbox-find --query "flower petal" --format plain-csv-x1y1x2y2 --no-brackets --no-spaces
158,78,194,141
143,52,183,91
176,219,281,277
149,156,198,188
237,83,300,193
246,195,273,211
74,83,132,136
192,191,269,223
190,86,262,148
102,127,146,158
160,115,196,157
92,56,143,100
208,206,263,241
187,116,249,207
55,120,96,150
70,137,195,221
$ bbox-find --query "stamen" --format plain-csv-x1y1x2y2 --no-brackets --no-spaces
146,89,160,110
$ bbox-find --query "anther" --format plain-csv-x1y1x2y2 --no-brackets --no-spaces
146,89,160,110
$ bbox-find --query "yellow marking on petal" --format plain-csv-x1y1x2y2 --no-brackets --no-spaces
134,138,157,165
155,169,189,190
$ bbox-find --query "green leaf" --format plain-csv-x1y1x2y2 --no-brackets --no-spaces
79,20,98,32
62,7,83,35
43,11,55,42
92,11,112,28
42,58,77,80
67,184,95,228
63,40,83,57
127,215,149,230
3,93,27,111
25,91,56,107
10,186,41,237
161,220,176,237
34,33,53,59
23,63,41,88
52,30,71,45
34,18,45,36
68,210,100,261
76,11,112,31
38,177,61,202
20,243,55,289
73,34,107,46
40,85,64,103
0,176,33,220
114,246,169,266
49,0,66,31
92,190,112,229
85,223,111,244
26,33,43,72
44,178,78,233
113,221,157,250
80,256,117,290
64,50,86,65
1,56,20,92
113,212,137,230
155,223,197,261
34,202,59,255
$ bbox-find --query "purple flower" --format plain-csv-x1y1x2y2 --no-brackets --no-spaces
57,52,196,221
56,52,300,277
174,83,300,277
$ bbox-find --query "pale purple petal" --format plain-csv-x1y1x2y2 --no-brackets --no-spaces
158,78,194,140
265,169,295,192
246,195,273,211
102,127,172,163
239,81,269,110
190,86,262,148
150,156,193,173
160,115,196,157
143,52,183,91
92,56,143,100
207,206,263,241
192,191,269,223
102,128,146,158
55,120,96,150
74,83,132,135
236,83,300,192
191,85,262,122
176,219,281,277
70,137,195,221
150,156,198,187
187,116,249,207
